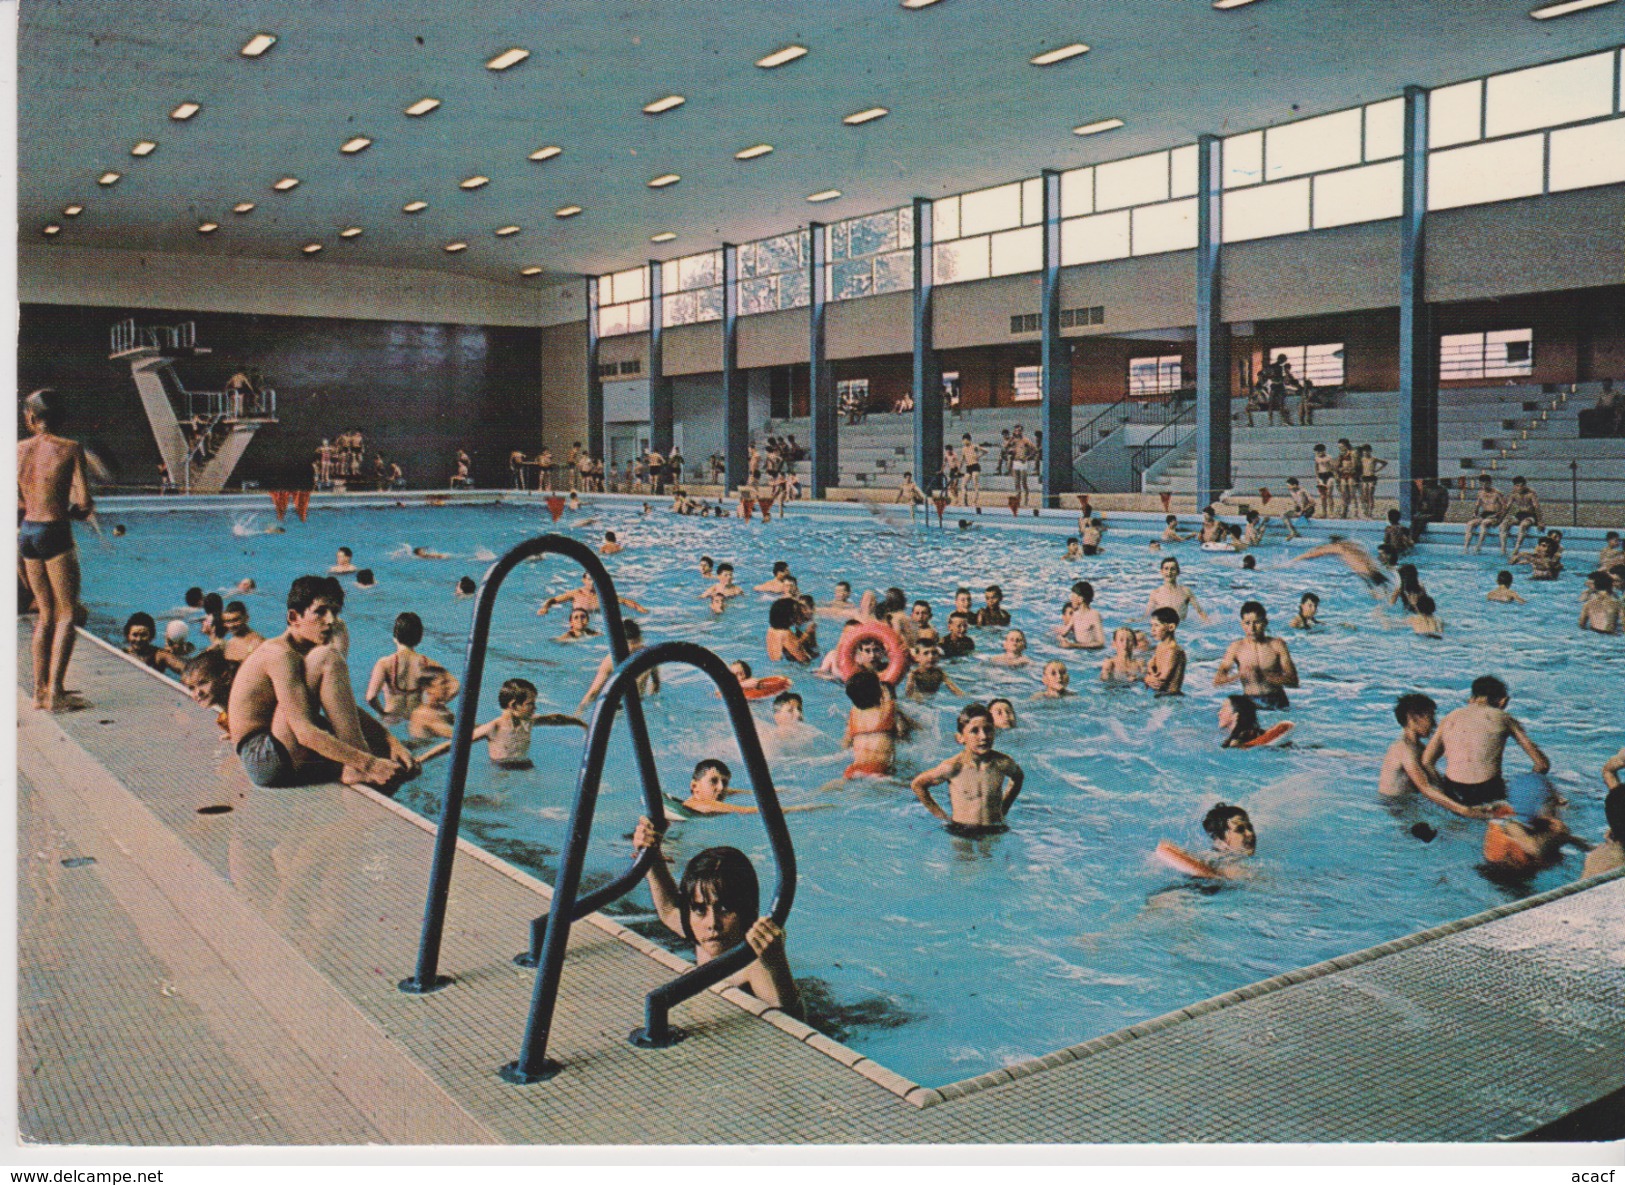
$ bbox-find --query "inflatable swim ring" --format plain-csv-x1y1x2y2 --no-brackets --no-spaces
833,621,909,685
1239,720,1294,749
741,675,792,701
1154,840,1222,878
1200,541,1236,552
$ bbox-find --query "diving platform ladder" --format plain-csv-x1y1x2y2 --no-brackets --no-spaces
110,318,278,493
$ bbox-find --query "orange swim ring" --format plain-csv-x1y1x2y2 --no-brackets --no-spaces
834,621,909,685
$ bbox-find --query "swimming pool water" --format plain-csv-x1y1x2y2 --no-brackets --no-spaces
79,499,1622,1087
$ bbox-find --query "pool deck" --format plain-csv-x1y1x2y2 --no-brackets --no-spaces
16,626,1625,1146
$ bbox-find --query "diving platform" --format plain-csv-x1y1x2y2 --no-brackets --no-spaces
110,319,278,494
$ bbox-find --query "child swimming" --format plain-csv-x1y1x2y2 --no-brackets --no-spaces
841,670,900,779
910,703,1024,838
471,677,540,768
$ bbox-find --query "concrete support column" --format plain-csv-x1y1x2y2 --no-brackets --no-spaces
722,243,748,492
647,261,672,455
809,223,837,498
1398,85,1437,522
1195,134,1231,510
1040,169,1073,504
585,276,603,461
911,197,941,490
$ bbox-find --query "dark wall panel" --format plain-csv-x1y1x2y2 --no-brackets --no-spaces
18,304,542,489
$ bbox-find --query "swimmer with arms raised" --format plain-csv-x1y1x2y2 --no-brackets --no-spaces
1213,601,1298,710
911,703,1024,838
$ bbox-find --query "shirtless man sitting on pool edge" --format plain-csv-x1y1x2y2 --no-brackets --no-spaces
228,575,419,790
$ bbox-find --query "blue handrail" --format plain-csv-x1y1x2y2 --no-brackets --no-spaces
500,639,797,1083
400,534,664,994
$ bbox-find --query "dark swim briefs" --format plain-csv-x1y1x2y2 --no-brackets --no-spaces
946,821,1009,839
1441,774,1507,807
18,519,73,561
1250,688,1291,711
236,729,340,788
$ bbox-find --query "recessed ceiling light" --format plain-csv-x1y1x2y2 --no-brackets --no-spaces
340,226,363,238
131,141,157,157
241,33,277,57
1530,0,1616,15
273,176,300,191
643,94,685,114
1072,117,1125,136
486,47,530,71
98,172,121,186
170,102,200,121
555,205,583,218
444,242,468,253
495,225,520,236
650,232,677,243
807,189,842,202
341,136,372,154
1212,0,1264,7
405,97,441,116
735,143,774,159
1031,43,1089,66
63,204,83,216
648,173,681,188
233,201,255,214
901,0,944,7
198,222,219,234
302,242,323,254
756,44,808,69
529,145,562,161
43,224,61,236
521,266,544,276
403,200,428,212
843,107,889,125
460,175,490,190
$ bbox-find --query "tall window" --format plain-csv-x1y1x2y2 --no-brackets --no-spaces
1439,330,1533,380
1263,343,1345,386
1128,355,1182,396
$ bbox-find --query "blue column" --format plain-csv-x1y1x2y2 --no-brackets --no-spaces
722,243,748,491
911,197,941,490
1398,85,1436,522
647,261,672,455
1195,134,1231,511
1040,169,1073,504
809,222,837,498
585,276,603,461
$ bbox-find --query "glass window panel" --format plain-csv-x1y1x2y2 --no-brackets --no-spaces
1364,98,1404,161
989,225,1042,276
898,205,915,249
778,269,809,309
609,267,646,305
1131,198,1197,256
1549,116,1625,192
737,242,760,279
1224,131,1263,188
1129,355,1183,396
626,300,650,335
1222,177,1311,242
959,182,1024,237
831,258,874,300
739,277,777,316
1312,159,1402,228
597,276,614,303
1059,209,1130,265
678,251,719,291
1095,150,1169,211
934,235,990,284
756,233,800,276
1429,80,1482,148
1022,177,1044,226
933,195,961,242
663,291,696,326
600,304,631,336
1428,135,1543,210
1486,51,1613,138
1170,145,1198,198
661,260,680,292
1441,330,1533,380
851,211,899,257
873,249,914,294
830,220,850,260
694,285,723,322
1060,166,1094,218
1265,108,1362,181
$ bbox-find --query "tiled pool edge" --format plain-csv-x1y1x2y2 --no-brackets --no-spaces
60,626,1625,1116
